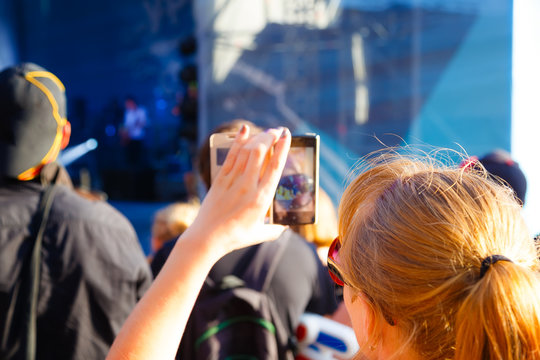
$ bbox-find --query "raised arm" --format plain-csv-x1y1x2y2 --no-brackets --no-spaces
107,125,291,360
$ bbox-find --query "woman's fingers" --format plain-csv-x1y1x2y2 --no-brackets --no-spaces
190,126,291,253
209,125,290,206
259,128,291,198
236,128,284,185
219,124,250,178
224,129,281,184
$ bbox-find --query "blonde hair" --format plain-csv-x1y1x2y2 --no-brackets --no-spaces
151,200,200,253
338,151,540,360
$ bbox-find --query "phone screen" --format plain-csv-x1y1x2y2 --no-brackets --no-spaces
273,135,319,225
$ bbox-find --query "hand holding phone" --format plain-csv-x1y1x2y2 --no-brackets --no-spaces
210,132,319,225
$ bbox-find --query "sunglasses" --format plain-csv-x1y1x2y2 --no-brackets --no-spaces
327,237,396,326
327,237,346,286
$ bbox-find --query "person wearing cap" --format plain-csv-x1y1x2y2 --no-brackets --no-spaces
0,63,152,359
461,149,528,206
479,149,528,205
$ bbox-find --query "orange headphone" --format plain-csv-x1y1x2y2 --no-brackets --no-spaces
17,71,71,181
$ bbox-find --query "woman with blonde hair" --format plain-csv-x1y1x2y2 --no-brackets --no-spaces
329,152,540,359
108,129,540,360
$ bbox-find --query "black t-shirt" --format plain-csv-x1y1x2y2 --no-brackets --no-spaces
151,229,338,335
0,181,152,359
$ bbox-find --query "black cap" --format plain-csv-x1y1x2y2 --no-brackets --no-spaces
479,149,527,205
0,63,67,180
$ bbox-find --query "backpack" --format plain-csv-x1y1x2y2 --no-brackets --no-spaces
177,231,295,360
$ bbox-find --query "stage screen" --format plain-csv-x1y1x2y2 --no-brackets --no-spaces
196,0,512,203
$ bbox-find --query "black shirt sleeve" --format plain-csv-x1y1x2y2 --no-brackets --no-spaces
266,230,339,334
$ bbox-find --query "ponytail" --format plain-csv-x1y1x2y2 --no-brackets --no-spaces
455,260,540,360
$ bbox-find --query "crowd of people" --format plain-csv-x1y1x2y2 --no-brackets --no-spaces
0,62,539,360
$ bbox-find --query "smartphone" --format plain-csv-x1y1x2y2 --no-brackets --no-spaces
272,135,319,225
209,133,319,225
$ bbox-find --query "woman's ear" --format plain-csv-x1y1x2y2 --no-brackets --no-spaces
346,287,410,358
344,286,378,351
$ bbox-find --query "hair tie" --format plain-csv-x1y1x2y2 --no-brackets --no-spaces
479,255,513,278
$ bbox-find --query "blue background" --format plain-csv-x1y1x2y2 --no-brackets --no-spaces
0,0,514,250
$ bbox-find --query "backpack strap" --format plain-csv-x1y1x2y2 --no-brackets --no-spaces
25,184,57,360
241,229,291,293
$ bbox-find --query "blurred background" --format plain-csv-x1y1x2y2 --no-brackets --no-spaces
1,0,538,251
